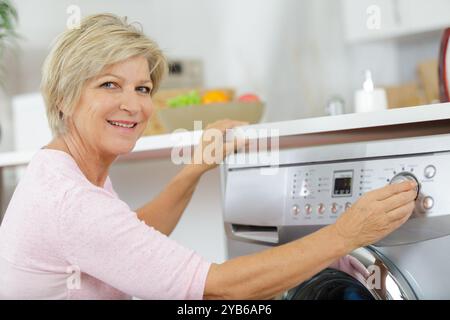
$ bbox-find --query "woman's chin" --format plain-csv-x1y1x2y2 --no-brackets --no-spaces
106,142,136,156
103,132,143,156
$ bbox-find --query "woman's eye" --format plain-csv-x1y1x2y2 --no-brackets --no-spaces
101,82,117,89
137,86,152,95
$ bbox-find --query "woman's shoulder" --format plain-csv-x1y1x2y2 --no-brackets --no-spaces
14,149,113,208
29,149,115,192
28,149,85,183
11,148,124,221
32,148,117,194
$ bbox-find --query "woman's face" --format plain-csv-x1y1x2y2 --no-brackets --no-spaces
69,55,153,157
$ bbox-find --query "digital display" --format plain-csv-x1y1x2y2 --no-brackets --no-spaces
333,171,353,197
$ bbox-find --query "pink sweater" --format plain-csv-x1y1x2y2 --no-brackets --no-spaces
0,149,211,299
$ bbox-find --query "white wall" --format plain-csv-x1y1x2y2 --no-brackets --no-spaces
5,0,441,118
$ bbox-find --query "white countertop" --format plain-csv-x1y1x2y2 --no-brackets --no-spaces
249,102,450,137
1,102,450,169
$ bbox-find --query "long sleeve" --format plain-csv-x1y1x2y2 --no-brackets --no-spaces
57,186,211,300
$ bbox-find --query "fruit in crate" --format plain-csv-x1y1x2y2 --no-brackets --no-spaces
201,90,231,104
237,93,261,103
143,87,264,135
167,90,201,108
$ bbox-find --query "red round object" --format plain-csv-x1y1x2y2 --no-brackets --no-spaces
237,93,261,103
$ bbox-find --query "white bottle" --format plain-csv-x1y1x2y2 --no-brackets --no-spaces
354,70,388,113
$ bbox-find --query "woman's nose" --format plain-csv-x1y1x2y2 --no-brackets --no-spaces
119,91,142,114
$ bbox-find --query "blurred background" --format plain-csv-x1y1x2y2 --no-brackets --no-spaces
1,0,448,142
0,0,449,262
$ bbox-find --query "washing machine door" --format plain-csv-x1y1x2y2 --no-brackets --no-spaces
283,247,417,300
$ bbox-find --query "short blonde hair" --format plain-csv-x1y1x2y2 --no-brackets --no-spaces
41,13,167,136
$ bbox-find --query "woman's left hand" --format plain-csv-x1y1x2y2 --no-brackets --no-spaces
329,255,371,283
191,119,248,173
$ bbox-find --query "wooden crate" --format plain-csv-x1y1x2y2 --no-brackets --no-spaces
143,88,235,136
383,82,426,109
143,88,199,136
417,59,440,104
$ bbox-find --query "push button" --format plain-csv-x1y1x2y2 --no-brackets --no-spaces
422,196,434,210
331,203,338,214
318,203,325,214
305,204,312,215
424,165,436,179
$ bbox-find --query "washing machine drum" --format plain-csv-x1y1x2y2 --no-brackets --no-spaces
283,247,417,300
286,269,374,300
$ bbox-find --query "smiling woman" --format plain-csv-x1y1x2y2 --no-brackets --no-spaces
0,13,247,299
0,13,417,301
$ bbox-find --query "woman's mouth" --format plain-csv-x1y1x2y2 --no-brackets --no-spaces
106,120,138,130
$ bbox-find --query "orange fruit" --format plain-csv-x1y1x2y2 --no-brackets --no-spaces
202,90,230,104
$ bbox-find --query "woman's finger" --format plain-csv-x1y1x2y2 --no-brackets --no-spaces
386,201,415,222
370,181,416,201
223,138,247,156
380,189,417,213
387,206,415,233
206,119,248,133
348,256,371,279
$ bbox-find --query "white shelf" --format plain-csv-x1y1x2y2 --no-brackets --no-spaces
0,130,204,169
247,102,450,137
1,102,450,169
0,151,36,169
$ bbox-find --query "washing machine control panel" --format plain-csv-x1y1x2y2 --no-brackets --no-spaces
285,153,448,227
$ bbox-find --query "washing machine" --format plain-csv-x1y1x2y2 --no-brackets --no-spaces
221,133,450,300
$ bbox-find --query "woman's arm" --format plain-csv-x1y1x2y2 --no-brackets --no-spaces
60,186,211,300
204,181,417,300
205,224,349,300
136,119,247,236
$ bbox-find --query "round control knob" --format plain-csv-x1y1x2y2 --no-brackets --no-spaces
389,172,420,199
345,202,352,210
292,205,301,216
331,203,338,214
318,203,325,214
424,165,436,179
422,196,434,210
305,204,312,215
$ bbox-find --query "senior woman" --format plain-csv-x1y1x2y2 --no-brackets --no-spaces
0,14,417,300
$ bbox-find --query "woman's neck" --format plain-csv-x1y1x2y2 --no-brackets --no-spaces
45,135,115,188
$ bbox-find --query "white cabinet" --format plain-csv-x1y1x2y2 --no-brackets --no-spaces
342,0,398,42
398,0,450,34
342,0,450,43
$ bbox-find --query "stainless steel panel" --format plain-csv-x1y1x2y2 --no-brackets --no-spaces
222,134,450,246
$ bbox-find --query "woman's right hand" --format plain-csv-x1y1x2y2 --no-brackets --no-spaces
334,180,417,250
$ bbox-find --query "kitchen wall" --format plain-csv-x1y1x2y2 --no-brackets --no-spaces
4,0,442,120
0,0,445,262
